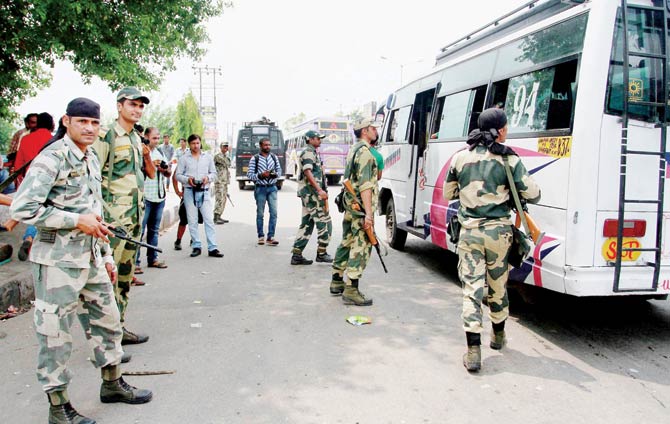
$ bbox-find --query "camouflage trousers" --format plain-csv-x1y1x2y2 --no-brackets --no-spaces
457,224,512,333
332,214,372,282
292,194,332,254
214,181,228,217
32,263,123,393
107,202,143,324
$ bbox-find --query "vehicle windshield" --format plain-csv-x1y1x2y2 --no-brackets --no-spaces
237,128,283,151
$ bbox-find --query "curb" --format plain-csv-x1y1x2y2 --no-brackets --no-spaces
0,202,181,312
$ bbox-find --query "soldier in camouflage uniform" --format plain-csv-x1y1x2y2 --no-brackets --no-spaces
91,87,156,346
10,98,152,424
291,130,332,265
213,142,231,225
444,108,541,372
331,118,381,306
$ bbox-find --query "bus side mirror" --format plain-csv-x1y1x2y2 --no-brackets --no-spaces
386,93,395,110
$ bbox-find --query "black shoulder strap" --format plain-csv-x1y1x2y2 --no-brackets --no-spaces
344,143,370,180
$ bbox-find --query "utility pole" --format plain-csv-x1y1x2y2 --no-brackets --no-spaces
192,65,223,148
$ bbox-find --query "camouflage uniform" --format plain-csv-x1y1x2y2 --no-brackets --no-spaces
444,145,540,334
10,136,123,394
332,140,378,281
213,150,231,217
91,122,145,323
292,144,332,255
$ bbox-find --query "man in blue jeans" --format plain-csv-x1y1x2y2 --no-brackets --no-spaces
135,127,171,272
176,134,224,258
247,137,282,246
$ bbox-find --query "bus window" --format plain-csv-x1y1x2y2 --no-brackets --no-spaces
437,85,487,139
438,91,472,139
606,7,665,123
385,106,412,143
490,59,577,134
493,13,588,79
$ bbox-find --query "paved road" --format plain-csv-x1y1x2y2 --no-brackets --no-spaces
1,179,668,423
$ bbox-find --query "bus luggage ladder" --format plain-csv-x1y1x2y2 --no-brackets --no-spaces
614,0,669,292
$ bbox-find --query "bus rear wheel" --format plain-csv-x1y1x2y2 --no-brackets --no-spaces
386,197,407,250
238,181,245,190
326,175,340,186
276,180,283,190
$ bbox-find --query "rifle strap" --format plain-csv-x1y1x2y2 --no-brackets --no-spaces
503,155,531,235
81,171,126,227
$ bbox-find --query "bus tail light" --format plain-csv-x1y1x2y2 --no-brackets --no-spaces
603,219,646,237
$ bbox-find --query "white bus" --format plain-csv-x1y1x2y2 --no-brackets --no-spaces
378,0,670,299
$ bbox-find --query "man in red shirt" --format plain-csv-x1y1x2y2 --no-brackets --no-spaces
13,112,54,261
14,112,55,186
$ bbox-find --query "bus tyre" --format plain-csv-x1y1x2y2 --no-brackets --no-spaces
385,197,407,250
276,180,283,190
238,181,245,190
326,175,340,186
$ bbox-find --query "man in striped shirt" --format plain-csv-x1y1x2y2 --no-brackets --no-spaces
247,137,282,245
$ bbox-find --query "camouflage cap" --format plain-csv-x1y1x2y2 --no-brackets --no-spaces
305,130,325,139
116,87,150,104
353,117,381,131
65,97,100,119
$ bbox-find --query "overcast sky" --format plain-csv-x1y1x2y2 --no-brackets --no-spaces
17,0,528,140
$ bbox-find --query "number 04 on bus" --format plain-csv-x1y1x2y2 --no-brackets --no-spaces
377,0,670,299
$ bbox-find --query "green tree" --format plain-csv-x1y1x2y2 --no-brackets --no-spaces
174,92,205,149
0,0,231,119
0,119,18,153
283,112,306,133
142,104,177,141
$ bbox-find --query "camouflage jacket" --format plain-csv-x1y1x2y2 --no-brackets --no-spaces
297,144,325,197
343,140,379,215
10,136,112,268
91,121,144,208
443,145,541,229
214,152,231,184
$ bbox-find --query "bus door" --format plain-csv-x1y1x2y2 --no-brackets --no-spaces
408,87,436,228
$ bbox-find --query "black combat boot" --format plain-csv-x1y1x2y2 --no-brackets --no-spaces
48,391,95,424
463,332,482,372
48,402,96,424
291,253,313,265
315,252,333,263
121,327,149,345
214,214,225,225
100,365,152,405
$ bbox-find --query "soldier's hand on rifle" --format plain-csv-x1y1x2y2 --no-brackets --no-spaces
317,189,328,200
363,214,374,231
77,213,111,243
105,262,118,285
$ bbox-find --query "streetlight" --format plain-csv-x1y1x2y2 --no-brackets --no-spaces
379,56,426,86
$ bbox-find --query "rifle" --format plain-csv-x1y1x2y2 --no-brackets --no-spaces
514,207,544,245
0,161,31,193
102,223,163,253
226,193,235,207
342,179,388,273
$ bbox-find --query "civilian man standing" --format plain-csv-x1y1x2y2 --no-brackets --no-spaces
8,113,37,154
135,127,171,271
176,134,224,258
158,134,174,192
247,137,282,246
91,87,156,346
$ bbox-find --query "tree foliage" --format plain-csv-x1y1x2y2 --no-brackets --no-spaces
0,0,230,119
283,112,306,133
142,104,177,141
174,92,205,149
0,119,18,153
